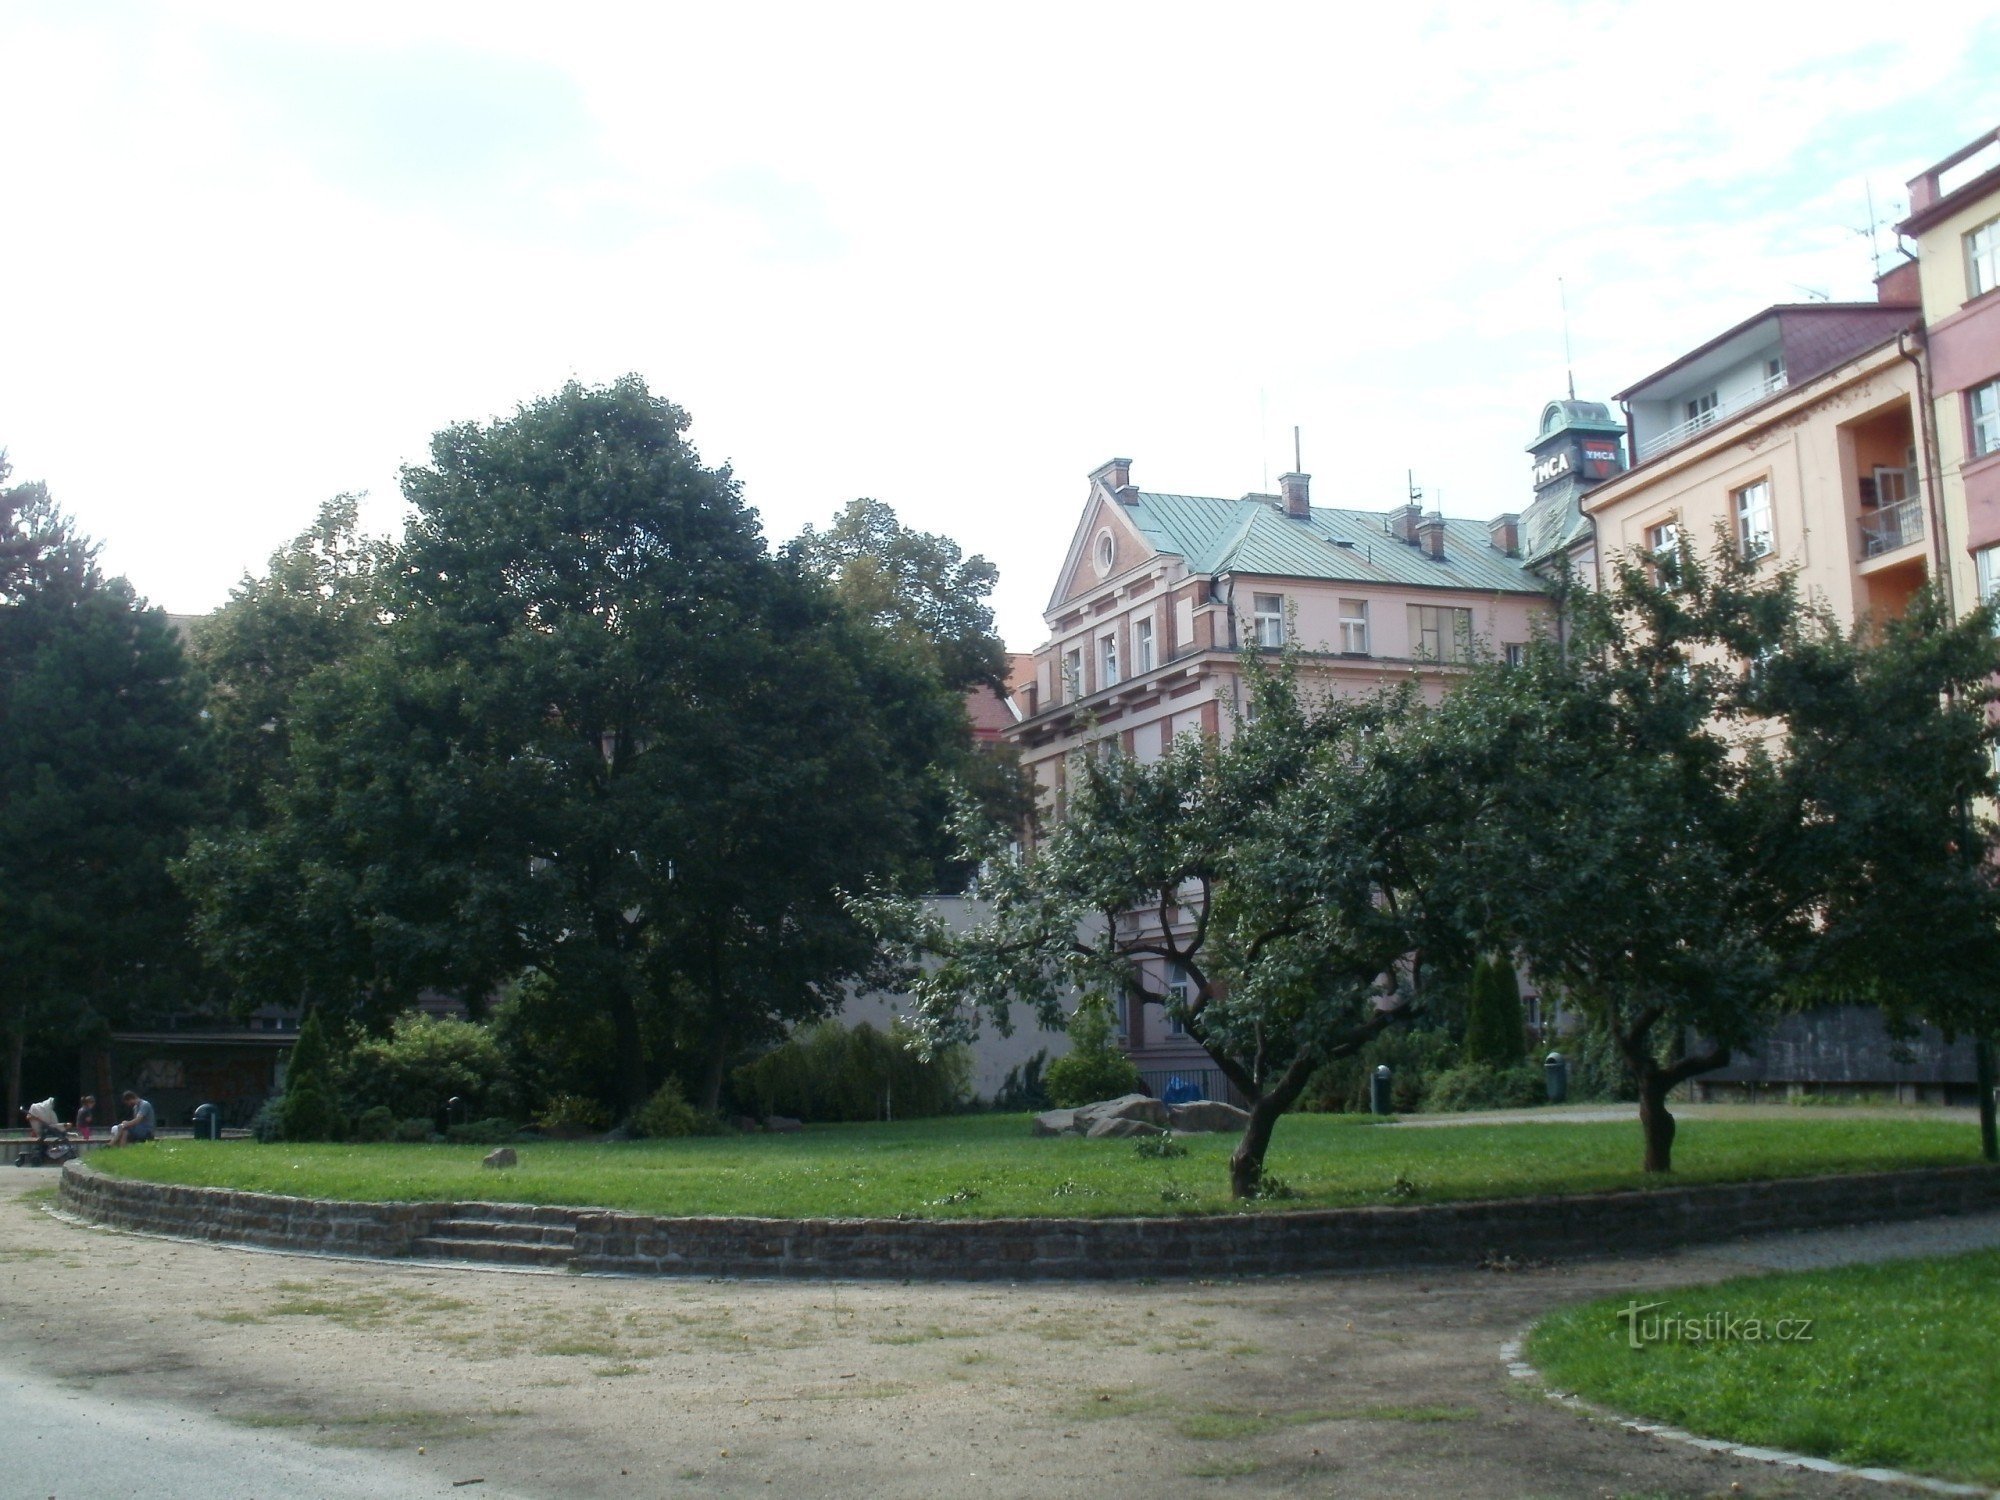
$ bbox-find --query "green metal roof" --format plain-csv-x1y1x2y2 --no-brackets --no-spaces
1124,492,1547,595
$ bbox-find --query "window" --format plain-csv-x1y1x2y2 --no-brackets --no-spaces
1970,216,2000,300
1733,479,1773,560
1646,518,1679,558
1765,355,1787,383
1133,615,1155,673
1339,598,1370,655
1099,632,1120,687
1061,646,1083,699
1685,391,1719,428
1872,464,1910,507
1253,593,1285,648
1972,379,2000,460
1165,965,1191,1036
1408,604,1473,663
1977,547,2000,632
1093,529,1116,576
1504,642,1526,668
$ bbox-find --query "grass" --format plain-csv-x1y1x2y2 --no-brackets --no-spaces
87,1111,1985,1220
1526,1249,2000,1487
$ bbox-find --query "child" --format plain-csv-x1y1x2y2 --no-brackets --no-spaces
73,1094,95,1140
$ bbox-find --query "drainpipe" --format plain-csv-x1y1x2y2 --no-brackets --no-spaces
1899,326,1955,614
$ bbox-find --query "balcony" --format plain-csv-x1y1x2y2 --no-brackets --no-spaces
1860,495,1924,558
1637,370,1790,460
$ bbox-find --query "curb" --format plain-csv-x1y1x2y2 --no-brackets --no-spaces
1500,1332,2000,1499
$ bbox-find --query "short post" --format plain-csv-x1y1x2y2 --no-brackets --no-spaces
191,1103,220,1141
1370,1064,1393,1116
1544,1051,1569,1104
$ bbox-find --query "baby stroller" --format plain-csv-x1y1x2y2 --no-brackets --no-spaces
14,1099,77,1168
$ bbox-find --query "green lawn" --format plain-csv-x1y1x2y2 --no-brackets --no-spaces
88,1111,1985,1220
1527,1249,2000,1487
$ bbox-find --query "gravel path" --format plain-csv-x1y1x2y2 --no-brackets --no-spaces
6,1165,1990,1499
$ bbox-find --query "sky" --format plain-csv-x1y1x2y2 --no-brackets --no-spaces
2,3,1996,650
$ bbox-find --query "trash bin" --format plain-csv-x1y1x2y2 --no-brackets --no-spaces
1544,1051,1569,1104
1370,1064,1394,1116
191,1103,221,1141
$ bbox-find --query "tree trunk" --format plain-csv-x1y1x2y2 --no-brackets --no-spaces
609,989,649,1117
1637,1073,1676,1173
1977,1036,1998,1166
1227,1053,1318,1198
698,1035,730,1116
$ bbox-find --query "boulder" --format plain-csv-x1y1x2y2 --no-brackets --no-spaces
1168,1100,1251,1134
764,1115,804,1134
1032,1109,1077,1138
1073,1093,1170,1130
481,1147,518,1169
1085,1115,1167,1139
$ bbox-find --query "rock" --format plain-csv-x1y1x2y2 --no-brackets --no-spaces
1074,1093,1170,1130
726,1115,762,1134
1168,1100,1251,1134
1085,1115,1167,1139
481,1147,518,1169
764,1115,804,1134
1032,1109,1077,1138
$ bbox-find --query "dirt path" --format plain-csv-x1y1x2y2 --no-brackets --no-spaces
2,1169,1953,1499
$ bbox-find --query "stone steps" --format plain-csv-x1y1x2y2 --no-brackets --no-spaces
409,1203,580,1270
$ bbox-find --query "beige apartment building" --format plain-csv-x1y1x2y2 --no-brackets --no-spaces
1004,460,1547,1089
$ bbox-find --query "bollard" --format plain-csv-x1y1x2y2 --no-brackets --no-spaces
1544,1051,1569,1104
1370,1064,1394,1116
191,1103,221,1141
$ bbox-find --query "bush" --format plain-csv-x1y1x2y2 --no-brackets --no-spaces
630,1079,707,1139
341,1012,509,1122
992,1050,1051,1112
278,1009,347,1142
1042,997,1142,1108
536,1091,610,1135
1423,1062,1546,1113
353,1105,397,1142
1464,954,1528,1068
732,1020,971,1123
1302,1026,1457,1114
394,1117,433,1143
248,1095,283,1143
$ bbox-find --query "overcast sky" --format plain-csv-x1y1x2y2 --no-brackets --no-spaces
2,3,1996,648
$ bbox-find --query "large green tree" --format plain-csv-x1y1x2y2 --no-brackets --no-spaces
1440,543,2000,1172
182,379,964,1112
868,662,1475,1197
0,458,211,1122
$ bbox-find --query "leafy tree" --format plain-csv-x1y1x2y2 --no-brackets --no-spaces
276,1008,347,1141
1443,543,2000,1172
183,379,965,1114
868,661,1473,1197
1463,954,1527,1069
0,460,212,1123
339,1012,510,1122
1041,997,1142,1107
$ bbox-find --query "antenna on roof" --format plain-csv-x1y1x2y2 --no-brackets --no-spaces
1259,388,1269,491
1559,276,1576,402
1790,283,1831,303
1853,181,1900,281
1293,425,1301,473
1408,470,1423,505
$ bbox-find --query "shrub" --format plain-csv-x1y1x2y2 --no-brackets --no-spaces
1423,1062,1546,1113
1464,954,1528,1069
732,1020,971,1123
353,1105,397,1142
248,1095,283,1143
992,1049,1051,1112
1302,1026,1457,1113
394,1117,433,1143
536,1091,610,1135
1043,998,1142,1108
630,1079,706,1139
278,1009,347,1142
341,1012,509,1122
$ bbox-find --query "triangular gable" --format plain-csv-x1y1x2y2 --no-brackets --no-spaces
1045,482,1164,615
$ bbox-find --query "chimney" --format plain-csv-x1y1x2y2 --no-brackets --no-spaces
1417,511,1447,561
1278,471,1311,520
1089,457,1134,495
1875,259,1920,307
1390,502,1422,544
1488,512,1521,557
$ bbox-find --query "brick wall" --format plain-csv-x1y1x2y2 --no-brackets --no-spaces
60,1160,2000,1280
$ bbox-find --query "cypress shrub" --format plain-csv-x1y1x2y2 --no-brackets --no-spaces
1464,954,1528,1069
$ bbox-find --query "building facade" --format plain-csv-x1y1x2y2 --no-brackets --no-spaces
1004,460,1547,1085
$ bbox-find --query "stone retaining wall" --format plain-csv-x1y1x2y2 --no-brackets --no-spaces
59,1160,2000,1279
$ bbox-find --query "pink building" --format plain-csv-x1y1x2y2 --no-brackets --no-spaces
1003,460,1547,1090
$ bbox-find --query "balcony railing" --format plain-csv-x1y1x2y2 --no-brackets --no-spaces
1860,495,1925,558
1637,370,1790,460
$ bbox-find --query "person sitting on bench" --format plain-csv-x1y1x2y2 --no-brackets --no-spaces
109,1092,155,1146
